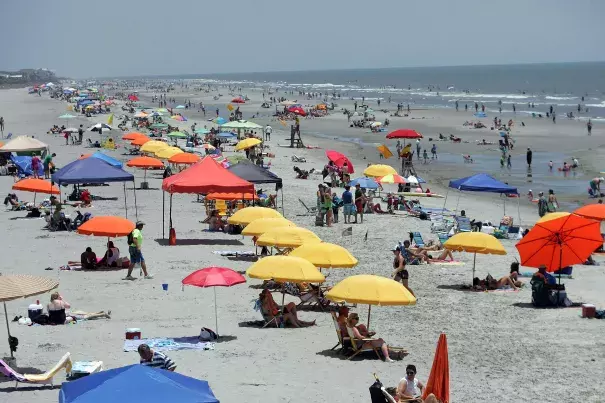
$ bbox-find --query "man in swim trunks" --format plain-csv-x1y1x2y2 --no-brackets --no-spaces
392,247,414,296
354,183,364,223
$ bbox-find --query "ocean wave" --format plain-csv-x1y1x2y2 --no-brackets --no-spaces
544,96,578,100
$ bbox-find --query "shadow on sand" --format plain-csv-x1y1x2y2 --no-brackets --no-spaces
154,238,244,246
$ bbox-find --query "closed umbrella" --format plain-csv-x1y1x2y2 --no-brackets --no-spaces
363,164,397,178
326,274,416,329
0,275,59,358
444,232,506,282
227,207,283,226
289,242,358,268
423,333,450,403
182,267,246,336
241,218,296,237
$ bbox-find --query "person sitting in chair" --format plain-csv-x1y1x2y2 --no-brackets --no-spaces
259,289,315,328
208,210,226,232
346,313,394,362
293,166,308,179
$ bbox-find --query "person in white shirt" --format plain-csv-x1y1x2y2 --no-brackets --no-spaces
397,364,425,401
264,124,272,141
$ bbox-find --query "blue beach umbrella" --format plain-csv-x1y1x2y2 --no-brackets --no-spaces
474,111,487,118
214,117,227,125
349,177,379,189
217,132,236,138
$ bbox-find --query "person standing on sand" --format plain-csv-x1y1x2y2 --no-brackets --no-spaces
342,185,353,224
423,149,428,164
354,183,364,224
31,153,41,179
431,144,437,159
124,221,153,280
0,116,4,135
526,148,532,167
264,124,272,142
415,140,421,160
507,154,511,168
587,119,592,135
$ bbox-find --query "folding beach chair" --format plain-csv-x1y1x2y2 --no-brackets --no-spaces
412,232,425,247
298,198,318,215
345,327,381,360
291,155,306,163
437,233,450,245
0,352,72,388
330,312,350,353
455,216,472,232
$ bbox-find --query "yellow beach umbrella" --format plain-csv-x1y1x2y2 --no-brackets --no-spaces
256,227,321,248
326,274,416,329
443,232,506,282
155,146,183,160
537,212,570,223
247,256,325,283
289,242,358,268
363,164,397,178
235,138,262,151
228,207,283,226
241,218,296,237
140,140,169,154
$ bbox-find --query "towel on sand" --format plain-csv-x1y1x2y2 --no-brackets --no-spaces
430,260,465,266
123,337,214,352
213,250,255,257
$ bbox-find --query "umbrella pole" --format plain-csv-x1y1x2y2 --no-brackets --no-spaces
473,252,477,283
214,287,219,337
169,194,173,229
367,305,372,331
133,181,138,221
4,302,13,359
281,188,285,216
34,192,36,205
123,183,128,219
162,191,165,239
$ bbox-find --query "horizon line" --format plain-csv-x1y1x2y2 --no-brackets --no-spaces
86,59,605,80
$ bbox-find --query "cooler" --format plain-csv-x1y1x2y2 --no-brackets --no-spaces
125,328,141,340
28,303,43,320
582,304,596,318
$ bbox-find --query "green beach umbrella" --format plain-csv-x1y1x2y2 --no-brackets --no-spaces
167,131,187,139
194,128,210,135
221,120,263,130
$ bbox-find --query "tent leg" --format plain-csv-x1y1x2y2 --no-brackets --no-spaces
162,192,165,239
123,183,128,219
4,302,13,359
133,181,138,221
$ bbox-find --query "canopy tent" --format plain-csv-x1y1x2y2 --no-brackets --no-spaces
0,136,49,153
227,160,284,212
59,365,219,403
221,120,263,130
10,155,44,177
81,151,123,168
52,157,138,219
161,157,254,239
445,173,519,216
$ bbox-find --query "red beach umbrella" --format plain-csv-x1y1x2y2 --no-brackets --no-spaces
325,150,354,174
288,106,307,116
128,94,139,101
182,267,246,335
423,333,450,403
386,129,423,139
231,98,245,104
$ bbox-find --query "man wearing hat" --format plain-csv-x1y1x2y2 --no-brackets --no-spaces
124,221,153,280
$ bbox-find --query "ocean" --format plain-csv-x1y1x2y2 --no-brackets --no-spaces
186,62,605,119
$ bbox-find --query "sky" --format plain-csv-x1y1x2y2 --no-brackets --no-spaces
2,0,605,78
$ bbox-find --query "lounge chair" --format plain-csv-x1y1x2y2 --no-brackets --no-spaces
437,233,450,245
454,216,472,232
412,232,425,247
298,199,318,215
345,326,381,360
291,155,306,163
330,312,350,353
0,352,72,387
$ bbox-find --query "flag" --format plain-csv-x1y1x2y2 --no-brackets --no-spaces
279,119,287,127
227,104,234,111
107,113,114,125
377,144,393,159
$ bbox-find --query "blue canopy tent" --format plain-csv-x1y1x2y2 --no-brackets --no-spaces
59,365,219,403
90,151,123,168
52,157,137,218
10,155,44,177
446,173,519,216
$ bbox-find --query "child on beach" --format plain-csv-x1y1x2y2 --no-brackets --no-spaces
422,149,428,164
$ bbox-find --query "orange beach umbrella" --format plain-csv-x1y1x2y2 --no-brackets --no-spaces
515,214,602,272
122,132,146,141
206,192,259,201
574,204,605,221
77,216,135,238
12,178,60,195
423,333,450,403
131,136,151,146
127,156,164,183
168,152,201,165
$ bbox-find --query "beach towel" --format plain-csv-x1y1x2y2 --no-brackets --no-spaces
123,337,214,352
430,260,465,266
520,271,572,279
213,250,255,257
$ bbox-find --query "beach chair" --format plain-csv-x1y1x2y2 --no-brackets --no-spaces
291,155,306,163
215,200,228,216
298,199,318,215
437,233,450,245
330,312,350,353
455,216,472,233
345,326,381,360
412,232,425,247
0,352,72,387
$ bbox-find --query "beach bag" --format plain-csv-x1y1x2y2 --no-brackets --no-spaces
127,230,134,246
199,327,218,341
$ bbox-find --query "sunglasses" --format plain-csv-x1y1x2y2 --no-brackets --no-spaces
407,372,415,376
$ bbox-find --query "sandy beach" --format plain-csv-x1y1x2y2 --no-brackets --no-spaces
1,84,605,403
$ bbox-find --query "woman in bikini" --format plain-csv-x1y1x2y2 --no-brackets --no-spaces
392,247,415,297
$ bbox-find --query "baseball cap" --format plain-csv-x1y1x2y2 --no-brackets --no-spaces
136,221,145,226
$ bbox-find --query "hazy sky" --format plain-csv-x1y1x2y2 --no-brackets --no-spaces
2,0,604,78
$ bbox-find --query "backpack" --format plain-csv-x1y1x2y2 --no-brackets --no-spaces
199,327,218,342
127,230,134,246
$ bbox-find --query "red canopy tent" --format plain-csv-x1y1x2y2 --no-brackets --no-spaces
386,128,423,139
161,157,254,239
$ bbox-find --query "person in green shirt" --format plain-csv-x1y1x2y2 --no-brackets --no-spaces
124,221,153,280
43,153,56,179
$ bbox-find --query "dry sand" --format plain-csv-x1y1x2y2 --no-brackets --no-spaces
0,87,604,403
